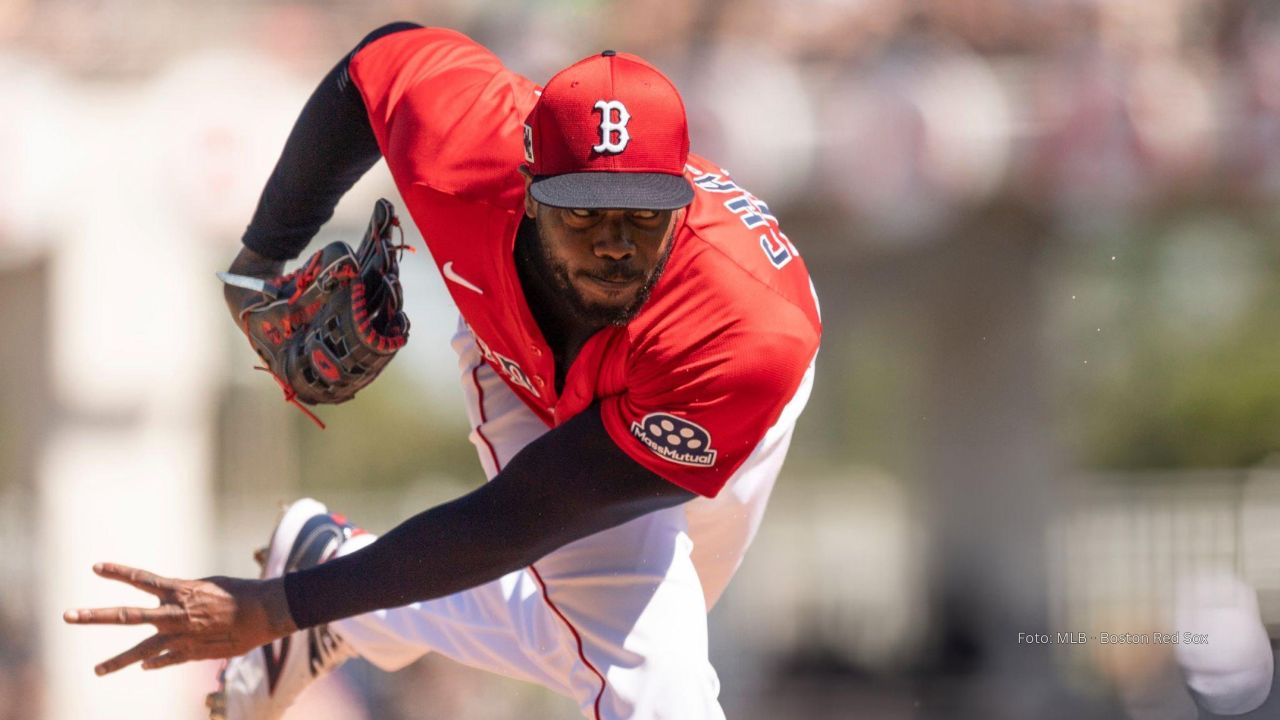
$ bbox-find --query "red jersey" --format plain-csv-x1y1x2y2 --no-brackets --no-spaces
349,28,821,497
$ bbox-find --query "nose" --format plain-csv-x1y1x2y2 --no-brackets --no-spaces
593,217,635,261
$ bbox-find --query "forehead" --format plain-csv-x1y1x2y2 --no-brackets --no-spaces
542,205,666,214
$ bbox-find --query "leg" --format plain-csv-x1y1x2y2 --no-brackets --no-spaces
215,319,810,719
336,502,723,719
331,320,727,718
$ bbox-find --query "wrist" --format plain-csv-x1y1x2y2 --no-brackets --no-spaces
260,577,298,638
228,246,285,278
224,247,284,320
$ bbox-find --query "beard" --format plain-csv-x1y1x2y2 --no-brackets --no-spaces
528,222,674,327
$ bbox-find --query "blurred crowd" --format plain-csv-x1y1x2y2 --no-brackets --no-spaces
3,0,1280,247
5,1,1280,718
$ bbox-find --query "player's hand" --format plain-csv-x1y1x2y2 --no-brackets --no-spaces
224,246,285,322
63,563,296,675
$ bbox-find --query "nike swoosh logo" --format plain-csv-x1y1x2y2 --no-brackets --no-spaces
443,261,484,295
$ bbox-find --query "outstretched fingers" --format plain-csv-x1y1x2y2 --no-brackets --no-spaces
67,563,271,677
63,563,189,627
141,650,190,671
134,633,237,672
93,633,173,676
63,603,185,627
92,563,178,597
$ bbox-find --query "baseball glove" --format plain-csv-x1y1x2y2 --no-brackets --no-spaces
228,198,410,427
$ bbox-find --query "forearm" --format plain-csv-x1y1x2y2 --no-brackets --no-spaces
283,487,550,628
281,405,695,629
241,22,419,261
260,576,300,638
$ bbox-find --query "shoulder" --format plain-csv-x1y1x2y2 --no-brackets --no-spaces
348,27,510,91
348,27,540,203
348,25,537,134
628,154,822,370
680,154,807,283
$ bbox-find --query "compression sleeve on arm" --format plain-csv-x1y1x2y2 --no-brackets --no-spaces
241,22,421,261
281,404,696,629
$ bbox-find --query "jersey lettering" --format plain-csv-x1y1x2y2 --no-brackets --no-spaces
473,331,541,398
592,100,631,153
690,170,799,268
759,227,797,269
724,194,774,230
690,169,739,193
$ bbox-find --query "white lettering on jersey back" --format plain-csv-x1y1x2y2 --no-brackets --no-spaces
592,100,631,154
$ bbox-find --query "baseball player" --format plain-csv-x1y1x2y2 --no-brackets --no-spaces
64,23,821,720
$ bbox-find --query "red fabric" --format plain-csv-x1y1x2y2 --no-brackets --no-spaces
349,29,820,498
253,366,327,430
525,51,689,177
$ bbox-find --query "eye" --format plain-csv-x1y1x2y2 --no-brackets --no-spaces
568,208,596,219
628,209,665,229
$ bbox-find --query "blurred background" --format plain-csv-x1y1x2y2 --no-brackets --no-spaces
4,0,1280,718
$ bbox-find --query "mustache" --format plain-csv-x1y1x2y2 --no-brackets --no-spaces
586,265,645,283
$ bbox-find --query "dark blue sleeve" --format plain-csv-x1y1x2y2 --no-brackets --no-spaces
241,22,422,261
281,404,696,629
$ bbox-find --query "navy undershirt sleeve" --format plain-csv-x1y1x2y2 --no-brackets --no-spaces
282,404,696,630
241,21,421,261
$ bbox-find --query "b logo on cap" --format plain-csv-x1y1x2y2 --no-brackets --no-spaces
592,100,631,154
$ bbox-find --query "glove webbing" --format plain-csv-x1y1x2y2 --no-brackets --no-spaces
247,215,414,430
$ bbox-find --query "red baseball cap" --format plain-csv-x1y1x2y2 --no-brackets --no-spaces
524,50,694,210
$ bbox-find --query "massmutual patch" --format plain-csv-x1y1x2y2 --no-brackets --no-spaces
630,413,717,467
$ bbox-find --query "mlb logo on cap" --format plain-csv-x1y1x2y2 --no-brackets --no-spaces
524,50,694,210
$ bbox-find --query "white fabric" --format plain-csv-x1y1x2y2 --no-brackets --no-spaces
332,320,814,719
1174,571,1274,715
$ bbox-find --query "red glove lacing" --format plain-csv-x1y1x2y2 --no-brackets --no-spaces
245,214,414,431
254,365,327,430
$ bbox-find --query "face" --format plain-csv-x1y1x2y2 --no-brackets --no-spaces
522,176,679,327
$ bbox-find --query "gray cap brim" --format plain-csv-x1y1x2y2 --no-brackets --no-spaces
530,172,694,210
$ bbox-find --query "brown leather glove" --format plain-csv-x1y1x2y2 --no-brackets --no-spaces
226,198,410,426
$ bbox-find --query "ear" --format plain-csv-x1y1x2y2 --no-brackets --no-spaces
518,165,537,219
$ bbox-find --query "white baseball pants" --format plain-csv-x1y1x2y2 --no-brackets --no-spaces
332,321,815,720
